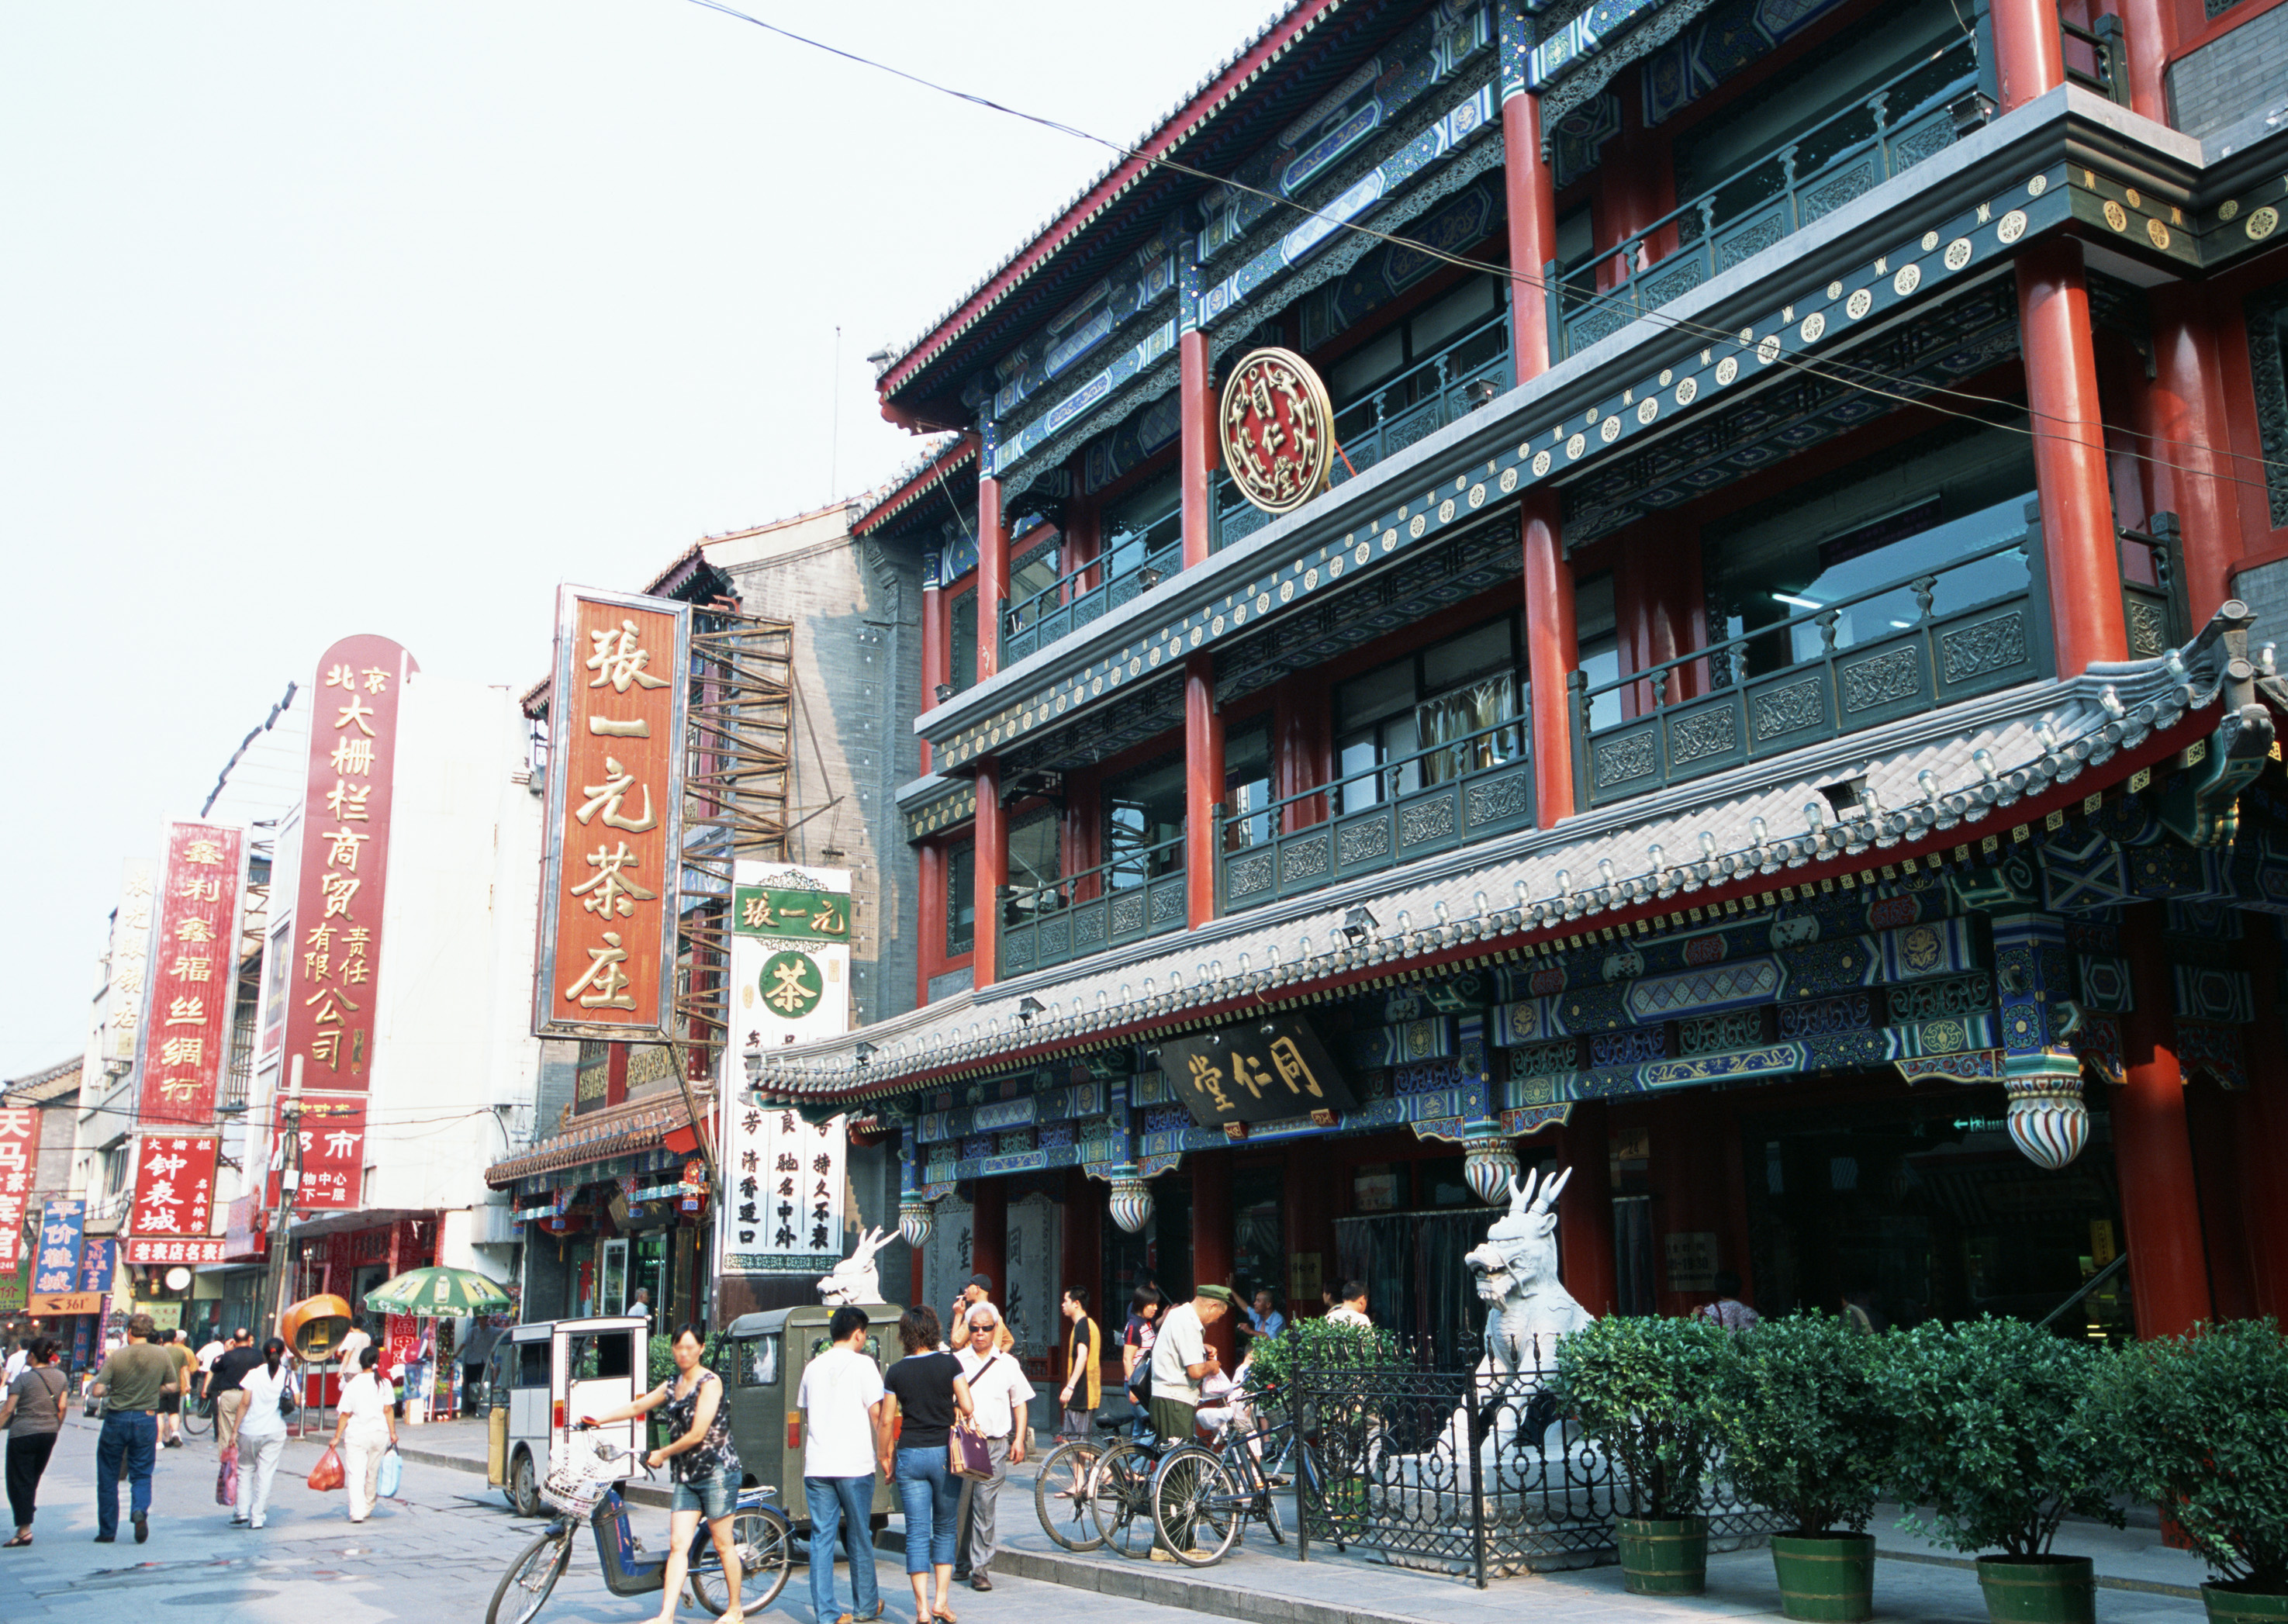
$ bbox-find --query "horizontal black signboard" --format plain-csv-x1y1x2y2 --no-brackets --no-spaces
1158,1016,1357,1128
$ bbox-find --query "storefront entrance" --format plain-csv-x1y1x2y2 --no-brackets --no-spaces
1740,1086,2130,1339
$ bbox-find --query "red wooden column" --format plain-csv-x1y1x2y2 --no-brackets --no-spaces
1185,654,1225,927
1554,1102,1618,1316
976,473,1010,682
2118,0,2172,122
2146,286,2236,618
1502,64,1579,822
1191,1153,1237,1369
1989,0,2067,112
2016,240,2127,676
973,757,1006,990
918,563,944,776
2118,907,2214,1337
2227,924,2288,1318
1180,327,1215,571
1500,71,1559,382
970,1177,1007,1317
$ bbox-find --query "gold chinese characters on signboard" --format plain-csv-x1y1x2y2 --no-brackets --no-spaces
1218,347,1334,516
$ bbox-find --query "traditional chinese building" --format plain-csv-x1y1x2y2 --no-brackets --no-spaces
487,502,922,1326
748,0,2288,1376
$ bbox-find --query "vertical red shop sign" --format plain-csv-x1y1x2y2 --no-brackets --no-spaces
127,1134,220,1239
273,636,416,1211
534,588,690,1040
137,823,247,1126
0,1111,36,1273
264,1090,368,1211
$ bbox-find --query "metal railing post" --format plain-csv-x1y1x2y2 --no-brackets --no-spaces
1468,1372,1488,1588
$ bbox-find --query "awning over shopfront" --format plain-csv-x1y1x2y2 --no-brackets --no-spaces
483,1093,706,1191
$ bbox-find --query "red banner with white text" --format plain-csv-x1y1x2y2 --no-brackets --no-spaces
138,823,245,1126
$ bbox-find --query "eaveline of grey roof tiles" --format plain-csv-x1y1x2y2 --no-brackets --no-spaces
755,606,2255,1097
871,2,1314,382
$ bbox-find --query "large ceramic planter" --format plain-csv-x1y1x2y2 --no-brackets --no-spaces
1618,1515,1709,1596
1976,1555,2095,1624
1771,1532,1877,1622
2203,1585,2288,1624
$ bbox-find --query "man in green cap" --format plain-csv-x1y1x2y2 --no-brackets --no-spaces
1148,1284,1235,1446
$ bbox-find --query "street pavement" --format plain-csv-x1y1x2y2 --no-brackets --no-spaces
0,1409,2215,1624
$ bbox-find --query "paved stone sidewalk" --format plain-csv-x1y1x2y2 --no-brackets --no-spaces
175,1410,2217,1624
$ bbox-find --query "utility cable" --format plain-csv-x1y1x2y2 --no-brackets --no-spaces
683,0,2288,499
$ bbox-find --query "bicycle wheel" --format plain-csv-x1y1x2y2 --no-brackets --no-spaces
1034,1438,1107,1552
486,1525,575,1624
686,1505,791,1615
1151,1445,1243,1567
1084,1439,1157,1559
180,1396,213,1439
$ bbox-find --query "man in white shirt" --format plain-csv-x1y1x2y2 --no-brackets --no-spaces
1149,1284,1235,1445
335,1317,372,1371
1325,1280,1372,1327
798,1306,889,1624
952,1304,1035,1590
627,1287,651,1322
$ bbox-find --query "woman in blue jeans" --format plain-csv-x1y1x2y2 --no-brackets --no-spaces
583,1324,748,1624
880,1308,974,1624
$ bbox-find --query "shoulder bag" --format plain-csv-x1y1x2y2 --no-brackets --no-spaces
949,1356,997,1481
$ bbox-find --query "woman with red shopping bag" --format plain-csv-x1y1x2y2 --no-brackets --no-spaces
328,1346,398,1522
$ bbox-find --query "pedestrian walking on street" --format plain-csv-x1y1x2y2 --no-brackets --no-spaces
579,1322,749,1624
88,1311,178,1543
1121,1286,1163,1440
203,1329,260,1451
232,1337,293,1529
880,1307,974,1624
1149,1284,1235,1446
159,1329,196,1449
952,1304,1034,1591
331,1345,399,1523
0,1339,67,1546
799,1305,889,1624
1056,1287,1099,1441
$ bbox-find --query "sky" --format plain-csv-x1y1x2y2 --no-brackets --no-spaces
1,0,1280,1079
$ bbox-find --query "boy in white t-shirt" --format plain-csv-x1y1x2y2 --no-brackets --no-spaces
798,1306,890,1624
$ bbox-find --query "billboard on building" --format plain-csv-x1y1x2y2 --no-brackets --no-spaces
128,1133,220,1242
136,821,247,1126
534,587,690,1042
103,859,156,1066
0,1111,36,1276
717,862,850,1278
31,1198,84,1297
275,637,417,1096
264,1088,368,1211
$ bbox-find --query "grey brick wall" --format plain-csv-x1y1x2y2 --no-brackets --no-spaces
721,520,923,1028
2167,3,2288,140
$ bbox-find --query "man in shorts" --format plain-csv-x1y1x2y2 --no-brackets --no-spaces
1056,1287,1099,1439
158,1332,197,1449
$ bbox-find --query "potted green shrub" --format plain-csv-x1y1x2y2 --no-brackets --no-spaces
1554,1313,1732,1595
1881,1317,2120,1624
2085,1318,2288,1624
1707,1314,1896,1621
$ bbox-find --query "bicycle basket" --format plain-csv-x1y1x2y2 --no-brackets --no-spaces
541,1436,624,1517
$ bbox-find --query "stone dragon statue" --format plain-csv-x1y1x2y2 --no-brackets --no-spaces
816,1225,891,1306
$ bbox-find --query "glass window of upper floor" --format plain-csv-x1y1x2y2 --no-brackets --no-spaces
1327,274,1508,418
1101,472,1182,582
1336,613,1524,812
1007,527,1060,627
949,586,977,697
946,839,976,958
1104,753,1185,885
1703,421,2037,682
1575,573,1621,734
1224,718,1274,848
1004,807,1061,922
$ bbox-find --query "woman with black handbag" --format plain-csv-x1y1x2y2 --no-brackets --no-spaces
0,1339,67,1546
881,1308,976,1624
233,1339,292,1529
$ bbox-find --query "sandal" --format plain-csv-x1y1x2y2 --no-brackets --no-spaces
2,1534,29,1548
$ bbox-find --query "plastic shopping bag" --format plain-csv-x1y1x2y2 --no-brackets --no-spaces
216,1445,239,1506
308,1445,346,1492
376,1446,402,1499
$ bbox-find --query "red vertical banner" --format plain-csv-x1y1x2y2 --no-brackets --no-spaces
534,588,690,1039
278,636,416,1097
138,823,246,1125
128,1134,220,1239
0,1111,36,1270
264,1091,368,1211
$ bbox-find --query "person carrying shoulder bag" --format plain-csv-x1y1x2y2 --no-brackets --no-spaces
330,1346,399,1523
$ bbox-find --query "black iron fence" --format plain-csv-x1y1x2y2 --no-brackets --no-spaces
1291,1351,1785,1588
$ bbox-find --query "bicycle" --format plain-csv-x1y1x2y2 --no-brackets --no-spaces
1149,1388,1322,1567
1032,1427,1111,1553
179,1388,215,1440
1081,1422,1182,1558
485,1430,790,1624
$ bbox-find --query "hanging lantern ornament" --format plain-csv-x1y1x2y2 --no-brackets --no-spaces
1461,1123,1521,1205
897,1196,935,1250
1107,1166,1155,1235
2005,1073,2089,1170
